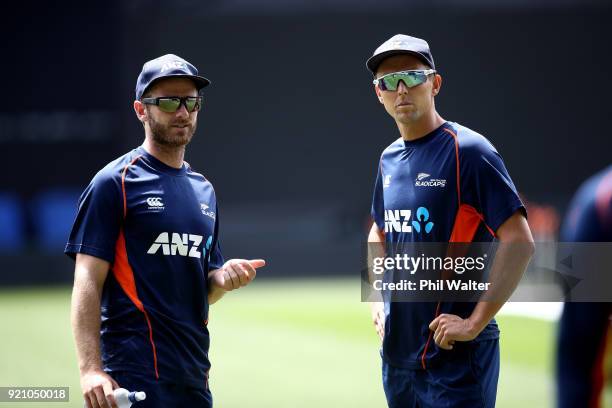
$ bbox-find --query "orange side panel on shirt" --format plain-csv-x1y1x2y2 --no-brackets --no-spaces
113,230,159,379
113,230,144,311
450,204,484,243
450,204,496,243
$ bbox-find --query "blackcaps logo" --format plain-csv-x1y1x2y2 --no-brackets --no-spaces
200,203,216,220
415,173,446,188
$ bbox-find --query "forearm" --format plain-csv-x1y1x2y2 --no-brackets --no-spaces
207,268,226,305
467,301,504,335
468,240,534,333
71,275,104,374
367,223,386,286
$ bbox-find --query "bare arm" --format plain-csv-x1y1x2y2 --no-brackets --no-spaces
467,211,535,332
368,223,386,340
71,253,119,408
429,211,535,349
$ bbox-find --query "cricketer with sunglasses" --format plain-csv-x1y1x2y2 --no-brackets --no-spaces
367,35,534,407
66,54,265,408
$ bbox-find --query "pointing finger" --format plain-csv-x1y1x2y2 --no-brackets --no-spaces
248,259,266,269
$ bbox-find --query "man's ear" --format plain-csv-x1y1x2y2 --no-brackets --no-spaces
374,84,384,104
432,73,442,97
134,100,147,123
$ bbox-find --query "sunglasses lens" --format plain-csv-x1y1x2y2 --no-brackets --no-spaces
381,75,399,91
381,72,427,91
185,97,201,112
158,98,181,113
404,72,426,87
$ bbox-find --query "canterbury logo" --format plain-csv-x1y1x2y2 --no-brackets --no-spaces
147,232,203,258
146,197,164,207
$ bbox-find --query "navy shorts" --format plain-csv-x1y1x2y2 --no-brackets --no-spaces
107,371,212,408
382,339,500,408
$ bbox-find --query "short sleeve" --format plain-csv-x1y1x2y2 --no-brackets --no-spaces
560,171,612,242
208,205,225,271
64,172,123,263
370,159,385,231
461,139,526,232
561,199,600,242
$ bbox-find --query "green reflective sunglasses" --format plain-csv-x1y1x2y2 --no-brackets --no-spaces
141,96,202,113
373,69,436,91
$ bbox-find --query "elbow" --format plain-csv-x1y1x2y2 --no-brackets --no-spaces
514,230,535,259
522,223,536,257
517,232,535,261
497,222,535,259
525,239,536,259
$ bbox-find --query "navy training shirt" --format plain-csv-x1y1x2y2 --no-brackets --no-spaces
561,164,612,242
65,146,224,388
370,121,525,369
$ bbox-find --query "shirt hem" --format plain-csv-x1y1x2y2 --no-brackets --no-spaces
64,243,114,264
105,364,209,389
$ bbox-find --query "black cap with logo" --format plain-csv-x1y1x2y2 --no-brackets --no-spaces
135,54,210,100
366,34,435,74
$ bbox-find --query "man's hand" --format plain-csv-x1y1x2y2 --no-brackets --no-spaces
370,302,385,340
80,369,119,408
428,313,479,350
211,259,266,291
208,259,265,304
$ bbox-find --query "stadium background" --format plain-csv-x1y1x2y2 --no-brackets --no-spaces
1,0,610,406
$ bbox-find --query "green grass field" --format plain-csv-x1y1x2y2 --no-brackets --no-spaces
0,279,609,407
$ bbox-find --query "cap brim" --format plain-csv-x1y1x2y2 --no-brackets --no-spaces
366,50,433,74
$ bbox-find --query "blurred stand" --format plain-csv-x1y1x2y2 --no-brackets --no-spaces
1,0,610,285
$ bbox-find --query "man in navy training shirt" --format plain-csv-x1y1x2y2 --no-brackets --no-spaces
66,54,265,408
556,164,612,408
366,35,534,407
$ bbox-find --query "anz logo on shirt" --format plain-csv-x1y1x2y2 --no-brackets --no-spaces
147,232,213,259
384,207,434,234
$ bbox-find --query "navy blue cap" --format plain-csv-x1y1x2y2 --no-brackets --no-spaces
366,34,435,74
135,54,210,100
